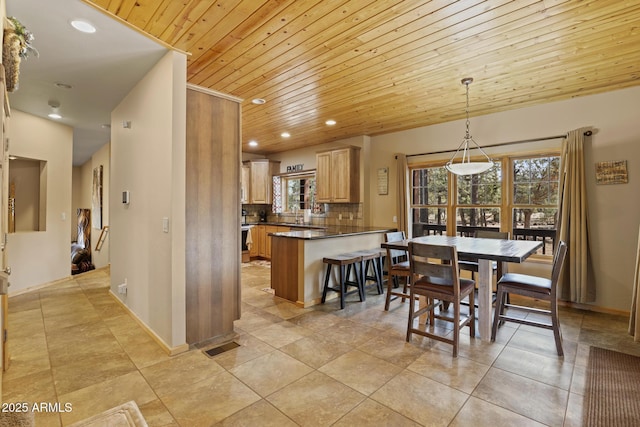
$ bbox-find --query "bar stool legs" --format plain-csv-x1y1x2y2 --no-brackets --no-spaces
321,253,364,309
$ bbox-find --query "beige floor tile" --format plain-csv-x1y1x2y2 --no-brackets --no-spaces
43,306,102,331
407,347,490,393
137,398,179,426
230,350,313,397
333,398,420,426
349,307,409,334
213,400,297,427
493,345,574,390
140,350,226,398
472,367,568,426
262,300,312,320
2,345,52,382
267,371,366,426
57,371,158,425
52,351,137,395
286,310,343,331
1,369,56,403
316,319,380,347
357,329,427,368
233,310,282,332
508,328,577,362
563,391,586,427
248,321,311,348
570,362,587,396
449,396,546,427
279,333,352,369
208,333,276,370
370,369,468,426
318,349,402,395
7,292,41,312
159,371,260,426
7,308,45,339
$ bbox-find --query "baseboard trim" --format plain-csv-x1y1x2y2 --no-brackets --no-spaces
558,300,630,317
108,290,189,356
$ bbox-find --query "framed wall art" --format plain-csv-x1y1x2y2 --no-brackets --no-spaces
595,160,628,185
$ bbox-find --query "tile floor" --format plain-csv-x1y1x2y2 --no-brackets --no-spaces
3,263,639,426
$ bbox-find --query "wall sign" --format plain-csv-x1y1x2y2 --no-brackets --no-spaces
595,160,628,185
378,167,389,195
286,164,304,172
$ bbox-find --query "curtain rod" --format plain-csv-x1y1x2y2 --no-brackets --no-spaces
404,130,592,158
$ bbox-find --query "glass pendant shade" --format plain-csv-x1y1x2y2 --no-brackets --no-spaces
446,78,494,176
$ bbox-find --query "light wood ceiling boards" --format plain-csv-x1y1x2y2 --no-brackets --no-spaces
87,0,640,153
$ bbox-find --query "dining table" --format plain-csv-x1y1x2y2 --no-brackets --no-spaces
382,234,543,341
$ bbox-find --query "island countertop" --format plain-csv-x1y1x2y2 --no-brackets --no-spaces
269,226,396,240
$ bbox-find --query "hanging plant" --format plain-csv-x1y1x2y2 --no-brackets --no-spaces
2,16,38,92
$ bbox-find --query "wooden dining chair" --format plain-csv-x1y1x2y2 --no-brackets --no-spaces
491,241,568,356
383,231,411,311
406,242,475,357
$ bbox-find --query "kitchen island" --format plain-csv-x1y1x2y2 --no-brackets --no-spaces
270,226,395,307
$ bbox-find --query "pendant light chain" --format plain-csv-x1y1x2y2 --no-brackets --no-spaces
465,80,471,140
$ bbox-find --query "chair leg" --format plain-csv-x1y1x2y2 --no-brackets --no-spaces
468,290,475,337
491,286,504,342
551,299,563,357
401,277,408,303
355,262,365,302
385,274,394,311
339,265,346,310
453,298,460,358
406,288,415,342
321,263,332,303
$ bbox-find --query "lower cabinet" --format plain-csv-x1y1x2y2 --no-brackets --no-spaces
250,225,291,260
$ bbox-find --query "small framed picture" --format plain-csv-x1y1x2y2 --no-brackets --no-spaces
595,160,628,185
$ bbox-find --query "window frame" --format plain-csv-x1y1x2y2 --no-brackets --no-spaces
409,149,560,260
277,170,319,214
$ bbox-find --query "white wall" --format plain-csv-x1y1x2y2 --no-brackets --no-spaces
72,143,111,269
368,86,640,312
110,51,186,349
7,110,73,293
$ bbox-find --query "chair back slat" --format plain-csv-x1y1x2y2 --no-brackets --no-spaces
550,241,568,296
408,242,460,293
385,231,407,262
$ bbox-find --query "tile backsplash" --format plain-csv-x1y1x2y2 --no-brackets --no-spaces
243,203,363,227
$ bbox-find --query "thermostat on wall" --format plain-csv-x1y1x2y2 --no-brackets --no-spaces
122,190,130,204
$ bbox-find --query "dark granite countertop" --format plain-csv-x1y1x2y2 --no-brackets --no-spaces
269,226,396,240
242,222,327,230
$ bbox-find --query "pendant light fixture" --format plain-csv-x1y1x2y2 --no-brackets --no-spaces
445,77,494,175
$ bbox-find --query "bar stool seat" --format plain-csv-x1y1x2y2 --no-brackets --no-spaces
351,248,385,295
321,252,364,309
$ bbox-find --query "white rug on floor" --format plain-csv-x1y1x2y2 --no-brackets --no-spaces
68,401,147,427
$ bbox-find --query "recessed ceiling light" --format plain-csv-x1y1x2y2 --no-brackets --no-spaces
248,140,258,147
325,119,337,126
48,113,62,119
48,100,62,119
71,20,96,34
281,132,290,138
252,98,266,105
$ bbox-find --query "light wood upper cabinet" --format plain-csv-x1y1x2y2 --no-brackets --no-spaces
245,159,280,204
316,147,360,203
241,165,250,203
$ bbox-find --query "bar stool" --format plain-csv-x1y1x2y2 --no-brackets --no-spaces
352,248,385,296
321,252,364,309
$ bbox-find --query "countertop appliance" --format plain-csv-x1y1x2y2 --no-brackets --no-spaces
258,210,267,222
241,209,248,225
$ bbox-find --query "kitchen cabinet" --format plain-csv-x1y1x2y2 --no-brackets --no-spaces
316,146,360,203
241,164,250,203
251,224,291,259
244,159,280,204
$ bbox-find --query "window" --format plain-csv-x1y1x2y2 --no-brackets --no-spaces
512,156,560,255
410,152,560,257
272,172,323,214
411,166,448,236
456,163,502,236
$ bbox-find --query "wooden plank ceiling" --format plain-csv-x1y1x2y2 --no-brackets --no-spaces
87,0,640,154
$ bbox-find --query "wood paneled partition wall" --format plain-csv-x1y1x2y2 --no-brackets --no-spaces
185,85,241,345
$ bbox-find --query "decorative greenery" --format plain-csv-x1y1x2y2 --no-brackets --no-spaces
6,16,38,59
